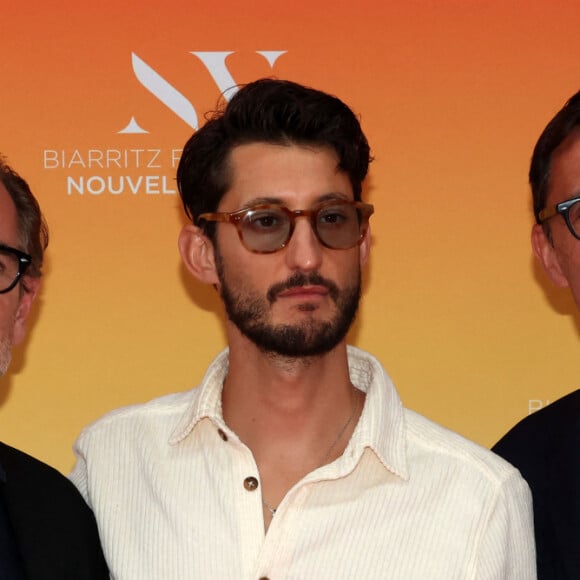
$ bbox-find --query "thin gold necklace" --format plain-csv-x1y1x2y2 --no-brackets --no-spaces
262,388,359,517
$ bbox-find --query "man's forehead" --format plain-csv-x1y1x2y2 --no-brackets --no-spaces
0,181,20,247
224,142,350,199
553,127,580,161
548,130,580,202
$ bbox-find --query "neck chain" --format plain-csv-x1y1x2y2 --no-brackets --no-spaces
262,387,359,517
262,499,277,517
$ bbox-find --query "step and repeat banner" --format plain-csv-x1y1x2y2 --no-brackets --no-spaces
2,1,580,472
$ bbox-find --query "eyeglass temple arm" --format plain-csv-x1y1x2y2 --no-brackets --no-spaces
538,206,558,223
197,212,240,224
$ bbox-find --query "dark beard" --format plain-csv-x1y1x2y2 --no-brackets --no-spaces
216,253,361,358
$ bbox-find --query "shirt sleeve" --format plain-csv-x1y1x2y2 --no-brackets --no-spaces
477,468,537,579
69,431,91,506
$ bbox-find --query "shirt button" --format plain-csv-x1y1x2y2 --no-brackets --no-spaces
217,428,228,441
243,476,259,491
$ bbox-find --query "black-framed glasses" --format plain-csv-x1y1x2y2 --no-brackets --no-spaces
0,244,32,294
198,200,374,254
539,196,580,240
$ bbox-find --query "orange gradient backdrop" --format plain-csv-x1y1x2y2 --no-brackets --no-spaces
2,0,580,472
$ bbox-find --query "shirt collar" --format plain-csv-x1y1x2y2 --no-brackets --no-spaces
169,346,408,480
169,349,230,445
345,345,408,480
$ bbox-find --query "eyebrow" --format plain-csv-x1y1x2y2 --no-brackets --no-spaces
240,192,352,209
0,241,26,253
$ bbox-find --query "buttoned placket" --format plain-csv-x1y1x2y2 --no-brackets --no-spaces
215,418,368,580
214,420,317,579
213,421,269,577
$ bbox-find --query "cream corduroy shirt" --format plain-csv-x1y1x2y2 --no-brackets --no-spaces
71,347,536,579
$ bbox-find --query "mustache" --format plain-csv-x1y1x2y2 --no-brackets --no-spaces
267,272,340,304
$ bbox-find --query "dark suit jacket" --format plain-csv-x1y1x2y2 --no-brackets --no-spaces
493,389,580,580
0,441,108,579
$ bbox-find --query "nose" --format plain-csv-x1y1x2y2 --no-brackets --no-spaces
284,217,323,271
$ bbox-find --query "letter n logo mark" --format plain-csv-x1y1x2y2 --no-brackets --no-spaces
119,51,287,134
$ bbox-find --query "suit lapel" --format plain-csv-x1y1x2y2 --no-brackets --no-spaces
0,459,27,579
546,398,580,577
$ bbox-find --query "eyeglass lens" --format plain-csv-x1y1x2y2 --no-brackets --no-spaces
566,200,580,237
0,248,23,293
241,204,367,252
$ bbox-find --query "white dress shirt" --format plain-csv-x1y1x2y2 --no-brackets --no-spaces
71,346,536,579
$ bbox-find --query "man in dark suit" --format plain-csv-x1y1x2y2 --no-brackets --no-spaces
0,157,108,578
493,91,580,579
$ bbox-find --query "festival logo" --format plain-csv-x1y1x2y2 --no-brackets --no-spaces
43,50,287,196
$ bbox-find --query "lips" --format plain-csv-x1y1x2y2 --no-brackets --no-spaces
267,273,339,304
277,285,328,298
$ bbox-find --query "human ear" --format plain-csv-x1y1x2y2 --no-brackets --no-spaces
531,223,569,288
13,277,40,345
359,225,371,267
178,224,220,285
